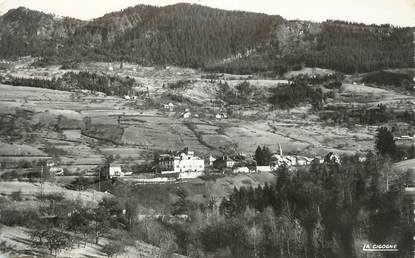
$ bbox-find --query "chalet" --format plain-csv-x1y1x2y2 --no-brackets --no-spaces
215,113,228,119
285,156,297,166
49,167,64,176
46,160,55,168
163,103,175,111
296,156,312,166
207,155,216,167
158,149,204,179
324,152,341,164
213,156,235,170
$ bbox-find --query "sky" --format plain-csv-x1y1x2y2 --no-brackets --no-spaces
0,0,414,27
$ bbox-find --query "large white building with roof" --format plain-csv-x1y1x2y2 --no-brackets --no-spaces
158,150,204,178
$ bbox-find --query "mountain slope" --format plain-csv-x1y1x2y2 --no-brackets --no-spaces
0,4,413,74
0,7,84,57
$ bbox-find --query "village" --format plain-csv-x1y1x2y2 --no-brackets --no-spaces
45,145,331,185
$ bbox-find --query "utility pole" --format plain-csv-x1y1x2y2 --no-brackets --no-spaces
385,161,390,192
253,216,258,258
386,169,389,192
98,168,101,192
40,165,43,198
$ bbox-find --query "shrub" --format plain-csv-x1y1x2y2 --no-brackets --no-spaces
0,170,19,180
102,241,126,258
0,209,39,227
30,228,74,256
166,80,192,90
10,190,23,201
0,240,17,253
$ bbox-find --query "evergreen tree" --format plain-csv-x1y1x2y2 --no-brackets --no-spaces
375,127,396,158
255,146,264,166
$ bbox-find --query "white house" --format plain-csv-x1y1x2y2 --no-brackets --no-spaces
46,160,55,168
183,112,191,119
158,150,204,178
207,155,216,167
234,166,250,174
163,103,175,111
49,167,64,176
215,113,228,119
285,156,297,166
106,164,125,178
296,156,312,166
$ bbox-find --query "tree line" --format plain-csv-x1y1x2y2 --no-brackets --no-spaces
320,104,415,127
268,81,325,110
363,71,415,93
1,128,414,257
0,71,135,96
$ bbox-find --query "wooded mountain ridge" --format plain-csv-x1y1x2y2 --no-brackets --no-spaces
0,3,413,74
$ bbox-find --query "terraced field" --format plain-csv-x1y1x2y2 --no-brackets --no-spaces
1,64,413,175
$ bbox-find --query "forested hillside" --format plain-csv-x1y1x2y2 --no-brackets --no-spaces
0,4,413,74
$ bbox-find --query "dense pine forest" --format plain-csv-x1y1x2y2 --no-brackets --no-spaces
0,72,135,96
218,155,413,257
0,4,413,74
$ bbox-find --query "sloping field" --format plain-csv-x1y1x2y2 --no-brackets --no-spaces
0,224,187,258
0,143,45,156
224,122,309,153
0,181,110,203
0,84,72,101
393,158,415,172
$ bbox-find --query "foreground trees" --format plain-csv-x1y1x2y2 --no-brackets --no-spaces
1,142,413,257
217,154,414,257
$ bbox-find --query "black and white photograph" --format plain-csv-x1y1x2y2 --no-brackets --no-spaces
0,0,414,257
